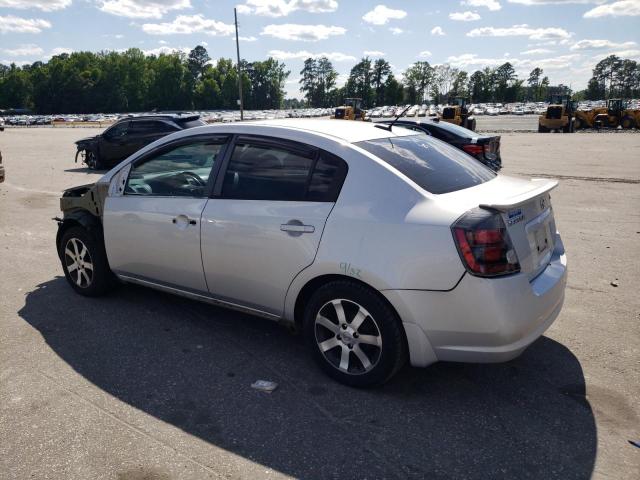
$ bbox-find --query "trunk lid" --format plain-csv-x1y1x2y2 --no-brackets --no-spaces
439,175,559,279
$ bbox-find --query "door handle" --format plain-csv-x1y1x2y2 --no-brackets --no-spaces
280,221,315,234
172,216,197,226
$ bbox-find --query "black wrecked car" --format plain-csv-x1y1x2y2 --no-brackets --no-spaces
75,114,206,170
377,118,502,171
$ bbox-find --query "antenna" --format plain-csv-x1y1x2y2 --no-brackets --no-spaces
234,8,244,121
374,105,411,132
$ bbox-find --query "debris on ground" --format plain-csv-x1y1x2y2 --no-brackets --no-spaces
251,380,279,393
628,440,640,449
610,281,619,287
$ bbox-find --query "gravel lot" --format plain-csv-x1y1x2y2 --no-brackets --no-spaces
1,127,639,480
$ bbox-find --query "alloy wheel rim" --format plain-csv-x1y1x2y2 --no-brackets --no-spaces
64,238,94,288
314,299,382,375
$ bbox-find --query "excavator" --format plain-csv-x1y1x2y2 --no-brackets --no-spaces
333,98,366,120
439,97,476,131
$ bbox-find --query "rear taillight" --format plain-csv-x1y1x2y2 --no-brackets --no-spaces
452,208,520,277
462,144,483,156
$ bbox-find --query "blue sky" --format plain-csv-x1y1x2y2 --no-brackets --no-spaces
1,0,639,98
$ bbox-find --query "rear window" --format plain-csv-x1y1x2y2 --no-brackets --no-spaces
355,135,495,194
426,120,474,138
179,119,206,129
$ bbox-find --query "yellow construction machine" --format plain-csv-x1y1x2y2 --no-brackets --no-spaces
538,95,575,133
333,98,366,120
574,99,640,129
439,97,476,131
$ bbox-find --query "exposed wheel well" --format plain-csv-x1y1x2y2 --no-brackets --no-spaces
55,211,103,260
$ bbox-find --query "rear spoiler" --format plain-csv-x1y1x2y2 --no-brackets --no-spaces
480,178,558,211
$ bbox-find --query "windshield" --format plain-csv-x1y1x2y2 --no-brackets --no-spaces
355,135,495,194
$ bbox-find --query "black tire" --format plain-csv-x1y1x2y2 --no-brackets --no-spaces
59,226,116,297
303,280,407,387
621,115,635,129
86,150,103,170
538,124,547,133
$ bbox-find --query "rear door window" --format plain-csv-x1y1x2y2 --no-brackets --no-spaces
221,140,347,202
307,151,348,202
355,135,495,194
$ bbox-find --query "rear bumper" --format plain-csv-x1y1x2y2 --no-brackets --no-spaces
383,238,567,367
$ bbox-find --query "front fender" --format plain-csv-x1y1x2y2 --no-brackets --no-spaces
55,209,102,260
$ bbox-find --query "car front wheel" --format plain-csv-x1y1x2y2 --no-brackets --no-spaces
303,281,407,387
60,226,116,296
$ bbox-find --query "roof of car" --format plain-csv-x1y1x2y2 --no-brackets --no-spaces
247,118,418,143
117,113,200,123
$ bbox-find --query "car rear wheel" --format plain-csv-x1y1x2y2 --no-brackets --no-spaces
60,226,116,296
303,280,407,387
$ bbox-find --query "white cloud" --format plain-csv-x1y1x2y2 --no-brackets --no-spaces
261,23,346,41
0,0,71,10
1,43,43,56
0,15,51,33
508,0,605,4
570,39,637,50
521,48,553,55
142,14,234,36
99,0,191,20
389,27,403,35
467,24,572,40
449,11,482,21
236,0,338,17
239,35,257,42
419,50,432,58
50,47,73,56
584,0,640,18
268,49,356,62
362,5,407,25
462,0,501,10
431,26,445,35
591,48,640,60
142,45,191,56
447,52,581,71
364,50,385,56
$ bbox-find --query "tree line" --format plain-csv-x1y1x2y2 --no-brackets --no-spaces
301,55,640,108
2,45,639,113
581,55,640,101
0,46,289,113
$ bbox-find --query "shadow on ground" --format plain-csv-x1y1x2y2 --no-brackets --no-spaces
20,278,596,479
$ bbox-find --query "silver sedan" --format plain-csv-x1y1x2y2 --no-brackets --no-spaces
56,120,567,387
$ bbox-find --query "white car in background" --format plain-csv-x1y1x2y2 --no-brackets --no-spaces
55,120,567,387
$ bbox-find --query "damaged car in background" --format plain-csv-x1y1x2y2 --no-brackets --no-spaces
75,113,205,170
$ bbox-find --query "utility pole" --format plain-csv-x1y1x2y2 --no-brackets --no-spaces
234,7,244,121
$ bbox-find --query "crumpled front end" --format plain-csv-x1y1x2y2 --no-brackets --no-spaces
60,183,108,218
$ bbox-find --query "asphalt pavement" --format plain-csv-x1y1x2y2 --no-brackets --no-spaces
0,127,639,479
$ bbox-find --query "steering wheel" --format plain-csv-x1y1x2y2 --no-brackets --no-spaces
176,171,206,187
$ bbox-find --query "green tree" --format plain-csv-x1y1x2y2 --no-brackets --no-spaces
346,57,373,107
403,61,433,104
371,58,391,106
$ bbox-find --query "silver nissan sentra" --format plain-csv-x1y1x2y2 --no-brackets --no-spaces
56,119,567,387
